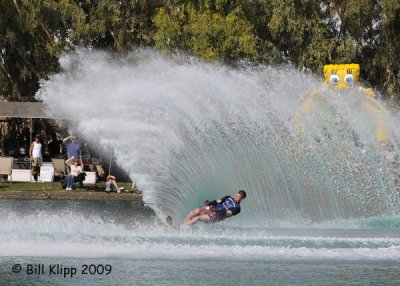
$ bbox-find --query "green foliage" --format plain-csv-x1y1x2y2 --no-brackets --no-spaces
267,1,357,71
0,0,85,100
153,4,258,62
332,0,400,99
152,6,187,52
0,0,399,101
0,181,132,192
75,0,164,51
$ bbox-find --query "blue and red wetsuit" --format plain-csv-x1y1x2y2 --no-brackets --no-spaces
201,196,241,223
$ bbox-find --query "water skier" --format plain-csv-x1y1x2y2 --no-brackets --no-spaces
184,190,246,225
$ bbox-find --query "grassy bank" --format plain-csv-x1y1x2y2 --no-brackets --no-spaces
0,181,141,201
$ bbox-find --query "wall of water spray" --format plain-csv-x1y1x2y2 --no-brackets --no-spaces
37,49,400,225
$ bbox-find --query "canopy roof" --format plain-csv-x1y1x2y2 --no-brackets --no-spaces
0,102,49,118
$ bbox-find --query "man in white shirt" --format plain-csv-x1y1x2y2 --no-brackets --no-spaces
29,136,43,182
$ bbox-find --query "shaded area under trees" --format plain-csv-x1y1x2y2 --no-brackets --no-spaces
0,0,399,151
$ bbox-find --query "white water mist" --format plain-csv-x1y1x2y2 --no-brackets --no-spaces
37,49,400,224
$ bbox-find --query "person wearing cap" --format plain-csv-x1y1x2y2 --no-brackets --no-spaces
29,136,43,182
64,156,84,190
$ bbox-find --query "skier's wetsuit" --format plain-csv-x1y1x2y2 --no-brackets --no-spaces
200,196,241,223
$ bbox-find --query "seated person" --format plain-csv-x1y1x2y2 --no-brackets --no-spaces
65,157,84,191
105,175,124,194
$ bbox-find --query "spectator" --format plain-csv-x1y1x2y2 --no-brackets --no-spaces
64,157,83,190
63,135,81,160
105,175,124,194
29,136,43,182
63,134,81,173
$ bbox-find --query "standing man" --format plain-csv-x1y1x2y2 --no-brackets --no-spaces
29,136,43,182
63,134,82,173
63,135,81,160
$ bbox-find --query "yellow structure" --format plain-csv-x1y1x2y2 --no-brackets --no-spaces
323,64,375,95
293,64,389,149
324,64,360,87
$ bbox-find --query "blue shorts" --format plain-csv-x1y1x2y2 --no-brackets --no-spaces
105,181,113,192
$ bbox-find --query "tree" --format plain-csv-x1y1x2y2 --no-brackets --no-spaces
153,1,258,62
0,0,86,101
333,0,400,100
74,0,165,51
0,0,398,102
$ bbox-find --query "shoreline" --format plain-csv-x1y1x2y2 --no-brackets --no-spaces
0,190,143,202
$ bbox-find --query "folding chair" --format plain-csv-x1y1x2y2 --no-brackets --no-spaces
95,164,106,181
52,158,66,181
0,157,13,184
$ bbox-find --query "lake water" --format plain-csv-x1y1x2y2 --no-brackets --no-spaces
19,50,400,285
1,199,399,285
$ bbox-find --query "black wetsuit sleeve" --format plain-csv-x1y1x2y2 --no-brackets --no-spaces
230,207,240,216
219,196,230,203
209,196,230,206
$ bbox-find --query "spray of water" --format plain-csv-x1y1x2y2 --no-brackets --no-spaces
37,49,400,225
